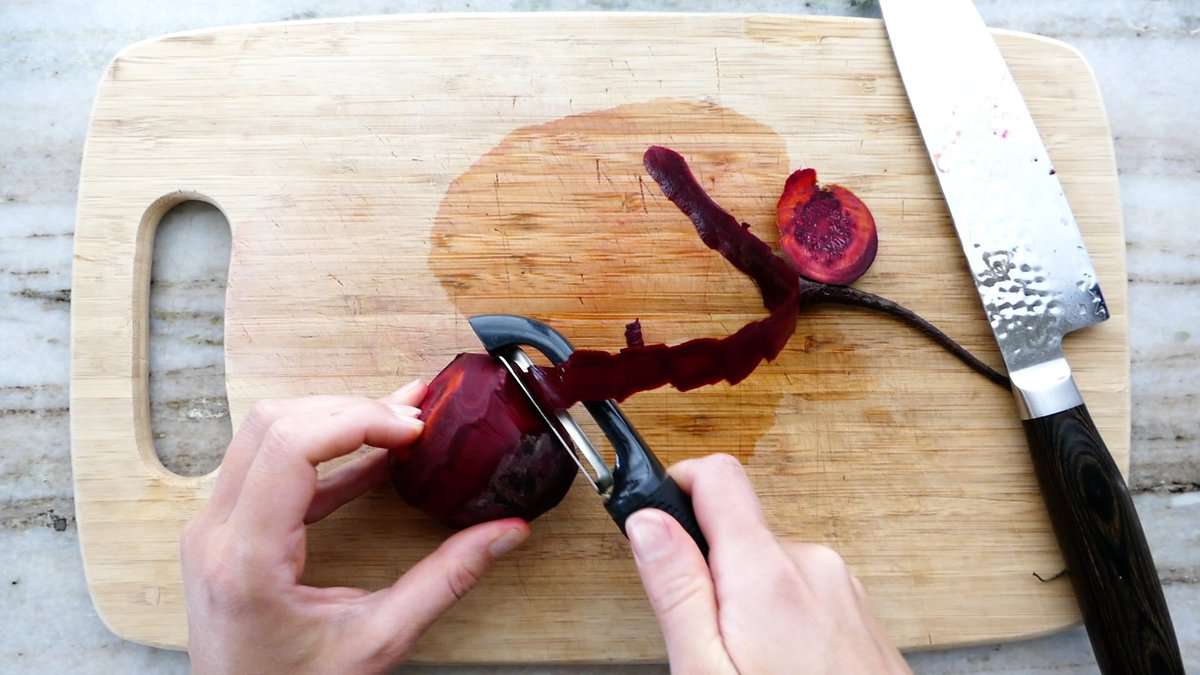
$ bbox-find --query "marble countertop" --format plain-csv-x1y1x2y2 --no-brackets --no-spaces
2,0,1196,672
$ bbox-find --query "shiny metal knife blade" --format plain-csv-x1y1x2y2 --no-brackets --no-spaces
882,3,1184,672
881,0,1108,413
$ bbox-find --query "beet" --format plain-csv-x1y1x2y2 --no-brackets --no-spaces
776,168,878,285
527,301,798,410
390,353,577,528
391,146,1008,529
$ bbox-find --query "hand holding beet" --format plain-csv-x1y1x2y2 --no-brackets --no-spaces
390,354,577,528
182,382,532,675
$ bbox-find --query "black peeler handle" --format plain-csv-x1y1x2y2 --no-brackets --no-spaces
607,470,709,558
587,399,709,558
467,314,709,558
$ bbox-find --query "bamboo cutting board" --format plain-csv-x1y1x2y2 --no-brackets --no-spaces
71,14,1129,661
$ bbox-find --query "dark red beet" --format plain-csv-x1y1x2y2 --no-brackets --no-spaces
776,168,878,285
390,353,577,528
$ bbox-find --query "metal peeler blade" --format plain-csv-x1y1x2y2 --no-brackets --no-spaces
468,313,709,556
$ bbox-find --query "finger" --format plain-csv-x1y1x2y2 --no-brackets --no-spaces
206,395,361,520
208,380,425,522
356,518,530,660
379,378,427,408
782,541,850,585
304,447,392,524
670,454,802,621
228,400,425,548
626,509,735,673
667,454,777,557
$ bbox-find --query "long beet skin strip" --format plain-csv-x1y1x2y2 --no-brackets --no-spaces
643,146,797,311
643,146,1009,389
532,301,798,410
529,146,1008,410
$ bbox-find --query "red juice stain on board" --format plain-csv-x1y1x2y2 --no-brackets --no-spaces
427,98,862,464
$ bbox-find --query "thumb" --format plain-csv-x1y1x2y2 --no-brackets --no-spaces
627,509,733,672
357,518,530,660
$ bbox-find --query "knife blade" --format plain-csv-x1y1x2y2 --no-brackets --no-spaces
882,0,1106,389
881,1,1183,672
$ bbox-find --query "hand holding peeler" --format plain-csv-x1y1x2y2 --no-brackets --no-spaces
470,314,709,557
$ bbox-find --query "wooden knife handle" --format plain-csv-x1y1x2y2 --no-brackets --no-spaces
1023,403,1184,674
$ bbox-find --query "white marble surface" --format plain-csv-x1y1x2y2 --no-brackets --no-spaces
1,0,1197,673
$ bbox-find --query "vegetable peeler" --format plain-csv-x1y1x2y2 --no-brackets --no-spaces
469,314,708,557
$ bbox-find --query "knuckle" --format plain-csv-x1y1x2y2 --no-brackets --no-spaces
181,531,264,615
196,550,245,601
330,399,386,427
248,399,280,426
762,559,805,597
261,417,302,453
650,571,709,619
203,559,237,594
708,453,743,472
799,543,847,574
359,399,393,420
445,559,483,601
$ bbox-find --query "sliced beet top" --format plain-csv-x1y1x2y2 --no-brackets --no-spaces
776,168,878,285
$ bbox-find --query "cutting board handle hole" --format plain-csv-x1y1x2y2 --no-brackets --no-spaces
145,199,232,477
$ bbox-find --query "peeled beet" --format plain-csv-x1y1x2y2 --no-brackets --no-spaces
390,353,577,528
776,168,878,285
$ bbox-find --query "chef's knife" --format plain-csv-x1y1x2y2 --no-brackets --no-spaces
881,1,1183,672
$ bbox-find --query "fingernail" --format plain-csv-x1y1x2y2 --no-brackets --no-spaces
488,527,529,558
385,408,424,430
390,378,424,397
385,402,421,418
627,510,672,563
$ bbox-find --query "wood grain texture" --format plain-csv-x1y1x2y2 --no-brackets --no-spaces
1023,404,1183,674
70,14,1129,662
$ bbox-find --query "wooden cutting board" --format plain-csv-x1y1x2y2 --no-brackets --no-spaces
71,14,1129,662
